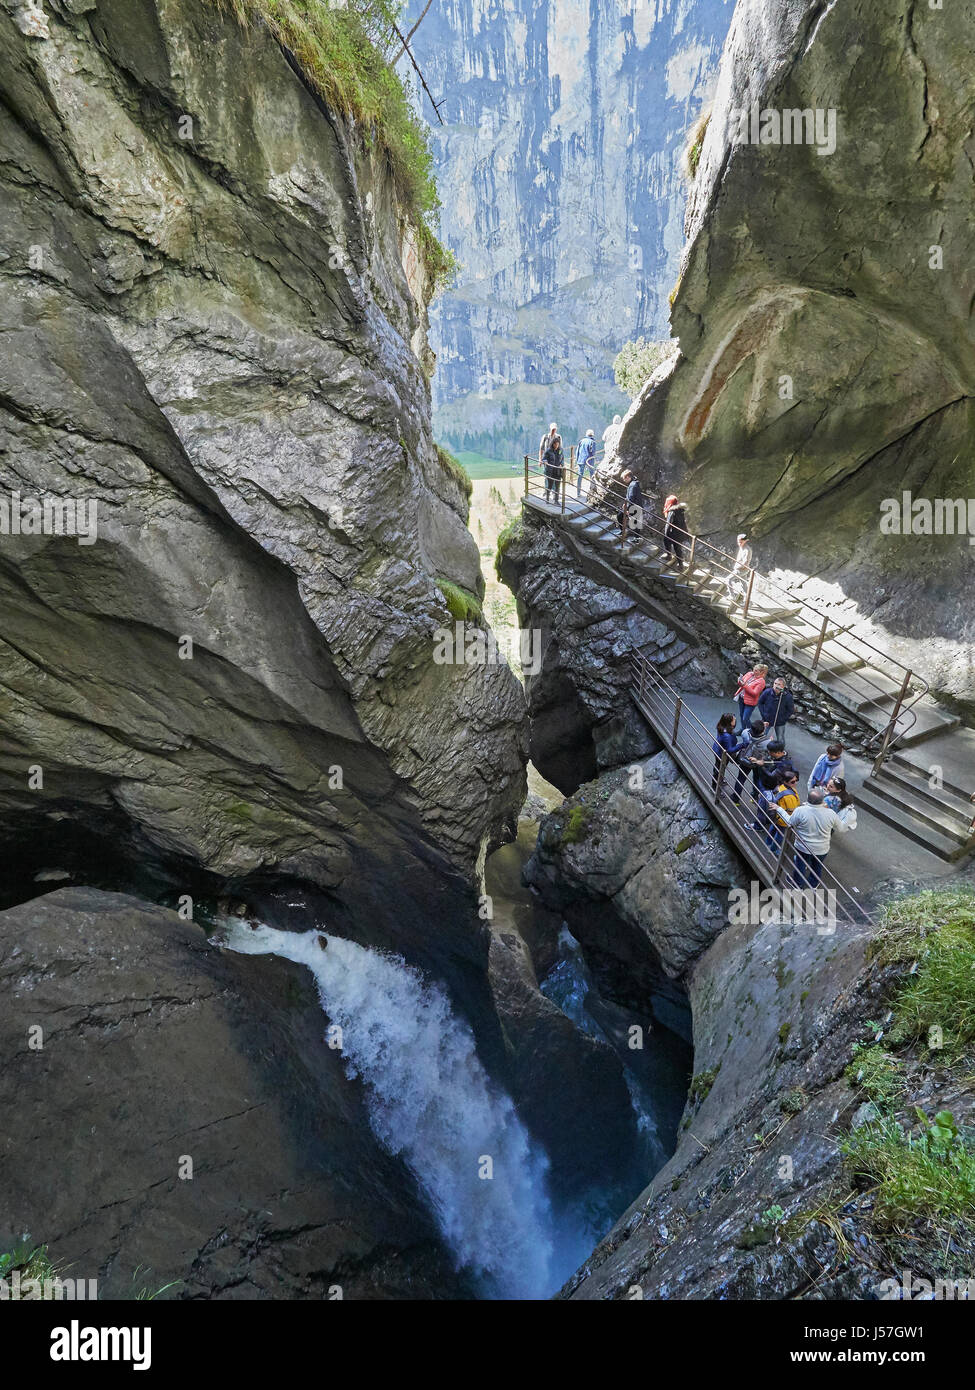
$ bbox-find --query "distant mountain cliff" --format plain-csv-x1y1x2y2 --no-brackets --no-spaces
404,0,734,458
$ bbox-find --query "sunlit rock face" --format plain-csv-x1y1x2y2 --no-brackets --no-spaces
404,0,734,457
616,0,975,710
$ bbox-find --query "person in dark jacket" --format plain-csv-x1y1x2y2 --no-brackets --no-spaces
712,712,746,793
617,469,644,539
543,434,565,504
757,677,795,744
662,494,690,570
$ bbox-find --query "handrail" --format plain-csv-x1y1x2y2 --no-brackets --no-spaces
628,648,872,928
523,457,930,755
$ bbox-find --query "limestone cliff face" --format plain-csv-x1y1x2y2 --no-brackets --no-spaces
617,0,975,709
0,0,526,894
405,0,734,456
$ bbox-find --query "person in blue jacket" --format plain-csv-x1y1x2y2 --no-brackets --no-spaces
809,743,845,793
712,712,746,794
757,676,795,744
576,429,596,497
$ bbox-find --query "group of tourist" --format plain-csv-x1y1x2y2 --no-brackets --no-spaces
712,664,857,887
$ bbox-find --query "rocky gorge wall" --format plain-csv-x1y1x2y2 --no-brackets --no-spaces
404,0,734,457
615,0,975,711
0,0,527,897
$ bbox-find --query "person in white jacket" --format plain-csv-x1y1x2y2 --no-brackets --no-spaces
783,786,857,888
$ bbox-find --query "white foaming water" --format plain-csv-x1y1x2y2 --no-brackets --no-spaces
220,920,555,1298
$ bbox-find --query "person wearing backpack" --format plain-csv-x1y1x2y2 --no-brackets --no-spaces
576,429,596,497
663,494,690,570
765,770,802,852
732,719,773,803
757,677,795,744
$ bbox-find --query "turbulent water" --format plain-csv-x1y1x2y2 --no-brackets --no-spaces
219,919,557,1299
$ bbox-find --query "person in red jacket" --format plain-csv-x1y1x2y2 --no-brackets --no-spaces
734,663,768,732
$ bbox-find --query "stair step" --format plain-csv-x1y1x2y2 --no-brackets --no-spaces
890,750,973,802
872,761,975,822
854,785,970,862
868,775,973,845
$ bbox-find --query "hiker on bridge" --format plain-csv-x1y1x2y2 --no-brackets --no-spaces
726,532,753,604
809,742,845,794
617,470,644,541
758,676,795,745
663,494,690,570
824,775,853,813
539,421,558,465
756,741,799,834
732,718,774,802
782,786,857,889
712,712,747,793
542,433,565,504
733,662,768,733
765,770,801,853
576,429,596,498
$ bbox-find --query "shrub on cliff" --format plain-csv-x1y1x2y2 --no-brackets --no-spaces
435,444,472,510
613,337,677,398
225,0,454,287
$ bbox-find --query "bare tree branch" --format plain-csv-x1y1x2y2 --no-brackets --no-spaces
387,12,444,124
390,0,434,66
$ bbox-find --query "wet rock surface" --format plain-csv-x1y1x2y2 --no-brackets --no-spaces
0,888,467,1299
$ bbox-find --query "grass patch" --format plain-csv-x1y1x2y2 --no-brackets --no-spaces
842,1108,975,1231
681,108,711,181
846,1042,904,1108
559,804,591,846
436,578,482,624
0,1240,58,1288
223,0,454,288
494,515,524,578
435,443,472,502
870,888,975,1060
688,1065,720,1107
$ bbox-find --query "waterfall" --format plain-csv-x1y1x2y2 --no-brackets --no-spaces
219,919,555,1299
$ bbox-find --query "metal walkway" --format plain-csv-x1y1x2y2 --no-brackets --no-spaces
522,457,975,864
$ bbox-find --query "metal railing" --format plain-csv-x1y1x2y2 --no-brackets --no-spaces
523,455,931,762
628,648,871,928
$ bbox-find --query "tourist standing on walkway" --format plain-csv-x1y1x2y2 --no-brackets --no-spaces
756,741,799,832
542,433,565,504
712,712,746,793
765,770,801,852
783,787,856,888
663,494,690,570
618,469,644,539
824,775,853,813
539,421,557,466
734,662,767,732
809,742,845,794
732,718,774,802
758,676,795,744
576,429,596,497
726,532,753,603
